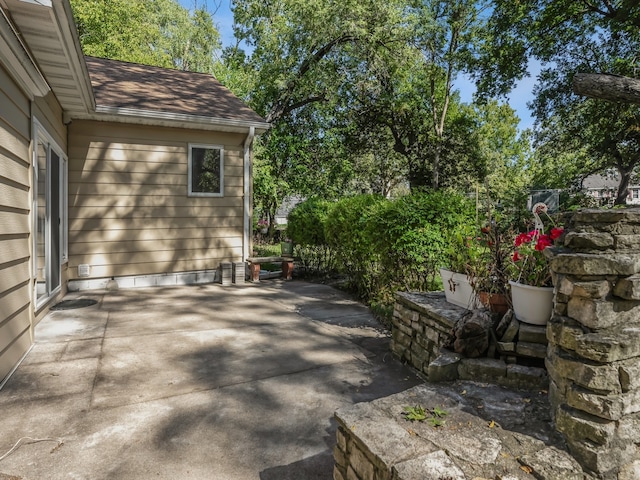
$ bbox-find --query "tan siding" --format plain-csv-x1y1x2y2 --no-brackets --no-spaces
68,120,248,279
33,93,66,151
0,64,32,383
0,329,31,382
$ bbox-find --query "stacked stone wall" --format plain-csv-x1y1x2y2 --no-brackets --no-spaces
548,208,640,478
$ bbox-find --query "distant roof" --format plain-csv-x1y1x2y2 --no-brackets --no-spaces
84,56,267,126
583,174,620,189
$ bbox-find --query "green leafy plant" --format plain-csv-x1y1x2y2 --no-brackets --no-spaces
402,405,448,427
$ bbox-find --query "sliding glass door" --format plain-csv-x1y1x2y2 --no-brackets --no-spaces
33,120,66,306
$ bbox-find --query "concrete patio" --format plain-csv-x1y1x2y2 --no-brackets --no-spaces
0,280,422,480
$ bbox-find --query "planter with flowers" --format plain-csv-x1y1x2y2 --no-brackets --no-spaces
257,218,269,234
469,219,514,314
440,227,481,309
509,203,563,325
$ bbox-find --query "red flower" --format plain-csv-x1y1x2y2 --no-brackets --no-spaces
514,233,532,247
535,234,552,251
550,227,563,240
512,252,522,262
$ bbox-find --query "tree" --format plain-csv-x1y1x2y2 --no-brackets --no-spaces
70,0,220,73
479,0,640,204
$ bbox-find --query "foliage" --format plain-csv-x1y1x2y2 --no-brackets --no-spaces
510,207,563,287
286,198,333,246
467,218,516,296
70,0,220,72
325,194,386,299
402,405,448,427
370,191,475,297
477,0,640,202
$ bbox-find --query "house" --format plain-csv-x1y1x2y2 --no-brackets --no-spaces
582,174,640,206
0,0,269,385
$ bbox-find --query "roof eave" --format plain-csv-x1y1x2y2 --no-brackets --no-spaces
83,105,270,134
0,6,50,98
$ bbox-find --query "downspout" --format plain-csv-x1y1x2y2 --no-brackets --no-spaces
243,127,255,261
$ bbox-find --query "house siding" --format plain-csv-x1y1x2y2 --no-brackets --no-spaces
0,63,33,382
67,120,247,280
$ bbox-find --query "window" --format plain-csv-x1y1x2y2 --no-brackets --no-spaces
634,189,640,200
188,144,223,196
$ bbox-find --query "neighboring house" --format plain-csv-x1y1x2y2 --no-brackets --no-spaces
582,174,640,205
0,0,269,384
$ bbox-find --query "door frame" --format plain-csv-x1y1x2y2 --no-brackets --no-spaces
32,117,67,308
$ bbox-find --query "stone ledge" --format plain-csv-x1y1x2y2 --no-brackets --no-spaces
334,383,591,480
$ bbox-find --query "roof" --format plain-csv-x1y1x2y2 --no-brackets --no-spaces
85,56,266,126
583,174,620,189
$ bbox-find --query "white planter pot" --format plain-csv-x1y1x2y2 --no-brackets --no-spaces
440,268,477,310
509,280,554,325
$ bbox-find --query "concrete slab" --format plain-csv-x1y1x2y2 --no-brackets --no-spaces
0,280,422,480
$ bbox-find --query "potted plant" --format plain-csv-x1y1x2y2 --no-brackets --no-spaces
257,218,269,234
467,219,513,314
508,203,563,325
440,226,481,309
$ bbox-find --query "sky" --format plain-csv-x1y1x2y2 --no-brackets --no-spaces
179,0,538,131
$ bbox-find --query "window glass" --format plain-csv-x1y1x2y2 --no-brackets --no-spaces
189,145,223,196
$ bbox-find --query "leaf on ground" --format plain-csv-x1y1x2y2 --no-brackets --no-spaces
520,465,534,474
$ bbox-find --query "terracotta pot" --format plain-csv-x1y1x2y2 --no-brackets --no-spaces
478,291,510,314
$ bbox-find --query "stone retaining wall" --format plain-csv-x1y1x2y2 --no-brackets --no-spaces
391,292,548,391
547,208,640,478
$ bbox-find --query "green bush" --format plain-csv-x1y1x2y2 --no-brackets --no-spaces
325,194,385,299
370,191,475,297
286,197,333,246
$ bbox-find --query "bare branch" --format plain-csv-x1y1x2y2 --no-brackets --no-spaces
573,73,640,104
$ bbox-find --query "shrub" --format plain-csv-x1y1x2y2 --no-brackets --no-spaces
286,197,332,246
287,198,336,274
370,191,475,296
325,194,385,299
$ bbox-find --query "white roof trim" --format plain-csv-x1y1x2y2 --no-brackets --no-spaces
50,0,95,112
0,7,50,98
90,105,270,133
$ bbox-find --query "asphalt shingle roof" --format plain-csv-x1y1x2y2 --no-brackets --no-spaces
84,56,266,125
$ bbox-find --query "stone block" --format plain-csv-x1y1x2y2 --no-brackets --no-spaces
333,465,346,480
573,280,611,299
334,445,347,470
558,275,574,296
555,405,616,446
458,358,506,381
427,350,461,382
346,465,359,480
519,446,585,480
410,343,431,371
335,403,435,470
392,326,412,345
518,324,548,344
617,413,640,443
575,326,640,363
571,209,640,225
516,342,547,359
506,364,548,390
620,360,640,392
619,460,640,480
615,234,640,251
567,387,614,420
547,316,584,352
550,253,640,276
350,444,375,480
497,341,515,353
336,426,348,452
392,450,465,480
500,315,520,342
567,296,640,330
548,349,622,393
566,437,637,476
394,321,413,337
614,274,640,300
564,232,614,250
424,326,440,344
495,309,514,338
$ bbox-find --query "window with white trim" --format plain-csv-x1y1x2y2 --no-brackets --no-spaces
188,144,224,196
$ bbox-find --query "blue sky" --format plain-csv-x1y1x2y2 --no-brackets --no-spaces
179,0,537,131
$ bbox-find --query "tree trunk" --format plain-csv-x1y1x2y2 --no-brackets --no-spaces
615,165,633,205
573,73,640,105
